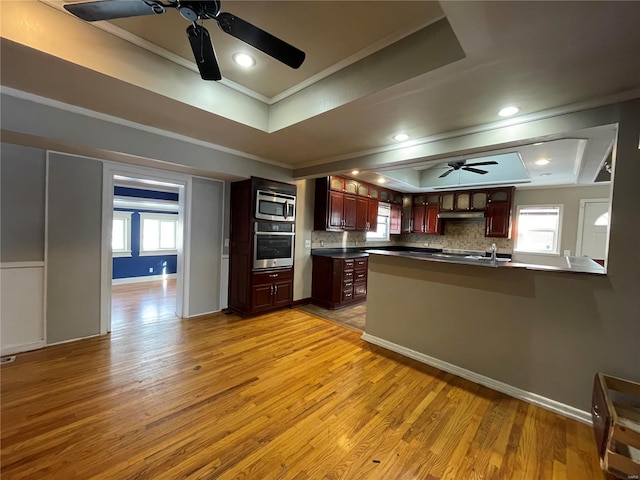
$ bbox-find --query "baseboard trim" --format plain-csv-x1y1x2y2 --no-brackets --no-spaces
1,340,46,356
292,297,311,307
185,309,222,319
360,333,592,425
112,273,177,285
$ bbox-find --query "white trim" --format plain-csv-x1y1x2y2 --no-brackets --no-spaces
112,273,177,286
1,341,46,356
360,333,592,425
0,87,288,168
575,198,610,258
0,262,45,269
46,333,101,347
138,250,178,257
112,210,133,256
514,204,564,255
112,251,132,258
44,152,50,346
184,309,222,319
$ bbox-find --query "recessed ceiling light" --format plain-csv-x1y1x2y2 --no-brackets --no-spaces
351,170,360,175
393,133,409,142
540,172,552,177
498,106,520,117
233,53,255,67
535,159,551,166
377,178,386,184
533,142,544,146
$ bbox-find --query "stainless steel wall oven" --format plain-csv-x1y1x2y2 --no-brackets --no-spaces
253,222,295,270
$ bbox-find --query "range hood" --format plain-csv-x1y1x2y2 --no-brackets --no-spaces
437,211,486,220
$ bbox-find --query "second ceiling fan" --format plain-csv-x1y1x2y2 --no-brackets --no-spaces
63,0,306,81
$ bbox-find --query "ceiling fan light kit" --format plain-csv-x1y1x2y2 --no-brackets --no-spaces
64,0,306,81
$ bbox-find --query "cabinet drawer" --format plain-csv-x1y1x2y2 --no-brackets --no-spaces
354,282,367,298
355,270,367,281
355,258,368,269
342,288,354,302
343,270,355,281
343,259,355,270
253,269,292,285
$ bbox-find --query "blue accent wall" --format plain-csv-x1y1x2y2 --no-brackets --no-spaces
112,187,179,280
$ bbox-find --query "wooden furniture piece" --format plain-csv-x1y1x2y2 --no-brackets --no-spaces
592,373,640,479
311,255,368,309
485,187,515,238
412,194,442,235
314,177,378,232
228,177,295,316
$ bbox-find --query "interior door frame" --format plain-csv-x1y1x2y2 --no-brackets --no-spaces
101,162,192,334
575,197,610,262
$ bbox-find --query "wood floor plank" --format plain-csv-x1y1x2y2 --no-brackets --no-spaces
0,281,606,479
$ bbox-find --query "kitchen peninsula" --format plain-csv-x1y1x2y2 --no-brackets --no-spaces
361,250,612,420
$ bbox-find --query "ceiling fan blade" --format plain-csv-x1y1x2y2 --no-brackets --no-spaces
187,25,222,81
466,161,498,167
439,169,454,178
462,167,489,175
216,12,305,69
64,0,161,22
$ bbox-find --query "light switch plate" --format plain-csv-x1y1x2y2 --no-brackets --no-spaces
304,240,311,248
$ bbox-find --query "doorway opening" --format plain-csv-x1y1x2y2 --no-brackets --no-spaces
102,167,189,334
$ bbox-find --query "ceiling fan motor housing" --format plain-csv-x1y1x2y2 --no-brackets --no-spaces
178,1,221,21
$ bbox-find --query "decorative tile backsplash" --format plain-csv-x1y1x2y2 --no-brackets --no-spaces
312,219,513,254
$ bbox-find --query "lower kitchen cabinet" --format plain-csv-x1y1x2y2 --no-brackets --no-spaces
248,268,293,314
311,256,368,310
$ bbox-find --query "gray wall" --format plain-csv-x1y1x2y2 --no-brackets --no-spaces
188,177,224,316
0,144,46,262
47,153,102,343
293,179,315,301
365,99,640,412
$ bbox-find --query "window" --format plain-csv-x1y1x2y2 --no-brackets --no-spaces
594,212,609,226
366,204,390,241
515,205,562,254
139,212,178,256
112,211,132,257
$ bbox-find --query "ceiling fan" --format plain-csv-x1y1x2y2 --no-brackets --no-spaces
63,0,306,81
438,160,498,178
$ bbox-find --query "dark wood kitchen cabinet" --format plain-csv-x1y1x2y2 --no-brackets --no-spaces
401,195,413,233
355,196,379,231
485,187,514,238
412,194,442,235
228,177,296,316
251,269,293,313
390,204,402,234
312,256,368,309
316,177,380,232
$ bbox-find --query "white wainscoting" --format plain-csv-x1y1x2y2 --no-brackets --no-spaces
1,262,45,355
220,255,229,310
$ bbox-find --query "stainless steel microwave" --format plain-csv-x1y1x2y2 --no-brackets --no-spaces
255,190,295,222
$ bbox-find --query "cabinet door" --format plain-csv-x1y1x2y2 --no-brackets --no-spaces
455,192,470,211
344,178,358,195
471,191,487,210
357,183,369,197
379,189,390,202
252,284,274,311
424,205,441,235
329,176,345,192
488,189,510,203
485,203,510,238
440,193,454,211
328,191,344,229
272,280,292,308
367,199,379,231
402,195,413,233
390,204,402,234
343,194,357,230
426,194,440,205
355,196,369,231
412,205,426,233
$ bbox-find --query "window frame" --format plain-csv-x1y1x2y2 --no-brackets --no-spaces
514,204,563,255
139,212,179,256
112,211,133,258
366,204,391,241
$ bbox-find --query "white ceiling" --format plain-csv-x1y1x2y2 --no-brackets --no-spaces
1,1,639,191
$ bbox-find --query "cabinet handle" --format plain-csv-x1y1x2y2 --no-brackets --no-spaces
269,274,278,278
270,285,274,295
592,404,600,419
274,285,278,294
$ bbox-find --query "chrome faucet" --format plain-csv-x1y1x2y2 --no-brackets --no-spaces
489,243,497,261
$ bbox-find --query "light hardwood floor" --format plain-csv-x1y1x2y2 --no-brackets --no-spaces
1,287,604,479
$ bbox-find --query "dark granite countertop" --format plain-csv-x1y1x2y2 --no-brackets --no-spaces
310,246,441,259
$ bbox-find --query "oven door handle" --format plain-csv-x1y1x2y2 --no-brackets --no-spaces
254,231,295,236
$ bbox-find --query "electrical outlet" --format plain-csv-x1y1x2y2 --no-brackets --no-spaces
564,250,571,256
149,267,153,273
304,240,311,248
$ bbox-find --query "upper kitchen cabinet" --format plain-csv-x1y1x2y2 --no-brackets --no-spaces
315,177,357,231
329,176,358,195
412,194,442,235
401,195,412,233
471,191,488,210
485,187,515,238
355,195,379,232
390,204,402,234
440,193,455,212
